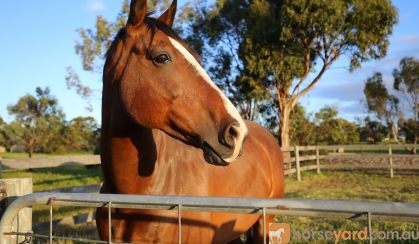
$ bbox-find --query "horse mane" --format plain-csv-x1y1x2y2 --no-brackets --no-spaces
106,13,200,63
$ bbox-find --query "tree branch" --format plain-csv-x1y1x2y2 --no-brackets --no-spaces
290,46,311,98
291,62,330,108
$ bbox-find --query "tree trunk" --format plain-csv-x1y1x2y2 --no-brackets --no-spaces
27,140,33,158
279,106,291,147
250,99,257,121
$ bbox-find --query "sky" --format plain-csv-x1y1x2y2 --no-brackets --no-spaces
0,0,418,125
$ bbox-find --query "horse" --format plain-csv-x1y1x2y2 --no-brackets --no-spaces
96,0,284,243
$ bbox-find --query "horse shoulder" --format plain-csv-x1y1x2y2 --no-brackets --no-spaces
243,120,285,198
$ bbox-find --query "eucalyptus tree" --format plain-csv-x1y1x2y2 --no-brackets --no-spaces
363,72,400,141
393,57,418,151
7,87,65,157
184,0,397,146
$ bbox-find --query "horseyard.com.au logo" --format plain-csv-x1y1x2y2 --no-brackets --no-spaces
269,223,418,243
269,223,291,244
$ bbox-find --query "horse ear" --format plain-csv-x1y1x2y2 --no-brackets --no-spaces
127,0,147,27
158,0,177,27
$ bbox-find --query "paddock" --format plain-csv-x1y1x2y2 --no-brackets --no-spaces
0,144,418,243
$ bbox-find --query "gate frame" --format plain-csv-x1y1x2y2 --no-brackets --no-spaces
1,192,418,244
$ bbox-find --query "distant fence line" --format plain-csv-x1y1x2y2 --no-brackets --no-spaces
0,144,417,234
282,144,418,181
0,144,417,181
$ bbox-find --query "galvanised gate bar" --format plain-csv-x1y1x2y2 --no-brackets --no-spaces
0,193,418,244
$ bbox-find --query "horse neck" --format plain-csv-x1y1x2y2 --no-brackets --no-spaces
100,84,168,194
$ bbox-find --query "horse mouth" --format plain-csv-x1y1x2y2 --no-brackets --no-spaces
202,142,229,166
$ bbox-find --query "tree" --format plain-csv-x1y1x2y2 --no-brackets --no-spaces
363,72,400,141
7,87,65,157
399,118,417,143
289,104,316,145
0,118,18,152
63,117,100,153
393,57,418,150
314,106,359,145
0,117,6,148
359,116,387,143
184,0,397,147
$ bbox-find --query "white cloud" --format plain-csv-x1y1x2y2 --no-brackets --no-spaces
398,35,419,44
87,1,105,11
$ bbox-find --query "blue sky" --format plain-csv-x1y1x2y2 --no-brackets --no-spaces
0,0,418,124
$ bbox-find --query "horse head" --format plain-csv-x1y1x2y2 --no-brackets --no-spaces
104,0,248,165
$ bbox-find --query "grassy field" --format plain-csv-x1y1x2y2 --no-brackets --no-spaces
2,165,102,192
279,170,418,243
2,165,102,228
2,167,418,243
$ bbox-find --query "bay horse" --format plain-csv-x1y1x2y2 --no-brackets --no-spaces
96,0,284,243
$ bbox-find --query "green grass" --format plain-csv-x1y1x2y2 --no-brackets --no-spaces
278,170,419,243
3,167,418,243
2,165,103,224
285,170,419,202
2,165,102,192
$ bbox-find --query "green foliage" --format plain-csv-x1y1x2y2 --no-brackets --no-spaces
392,57,418,146
359,116,387,143
288,104,361,145
62,117,100,153
5,88,100,157
71,0,397,146
364,57,419,144
7,87,65,157
364,72,400,141
75,1,129,72
314,106,360,145
364,72,399,119
393,57,419,111
399,118,417,143
183,0,398,146
0,117,6,147
289,104,316,145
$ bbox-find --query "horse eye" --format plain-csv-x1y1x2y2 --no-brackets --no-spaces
153,53,171,64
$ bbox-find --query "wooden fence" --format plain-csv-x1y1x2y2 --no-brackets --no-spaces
282,144,418,181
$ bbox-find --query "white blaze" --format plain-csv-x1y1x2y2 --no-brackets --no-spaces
169,37,248,162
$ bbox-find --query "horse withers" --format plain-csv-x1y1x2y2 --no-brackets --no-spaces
96,0,284,243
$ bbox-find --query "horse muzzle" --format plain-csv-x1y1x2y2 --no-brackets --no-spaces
201,120,248,166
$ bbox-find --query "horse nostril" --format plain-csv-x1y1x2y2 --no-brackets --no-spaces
220,121,240,149
229,125,239,138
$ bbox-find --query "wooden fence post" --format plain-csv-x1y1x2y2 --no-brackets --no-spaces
388,146,394,178
316,146,321,174
295,146,301,181
0,178,33,243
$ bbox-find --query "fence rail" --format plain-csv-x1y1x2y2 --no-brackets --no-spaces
1,193,418,244
282,144,418,181
281,144,417,152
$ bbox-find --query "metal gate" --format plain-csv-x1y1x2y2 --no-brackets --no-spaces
1,193,418,244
